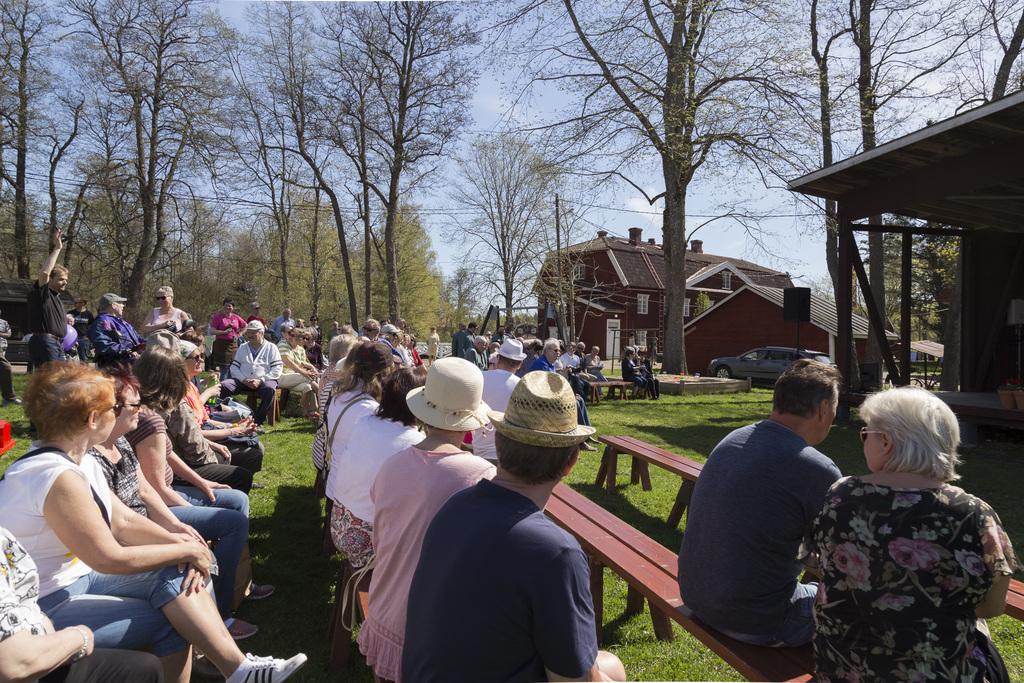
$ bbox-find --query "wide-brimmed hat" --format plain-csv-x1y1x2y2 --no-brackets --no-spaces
489,371,596,447
406,357,490,431
497,338,527,361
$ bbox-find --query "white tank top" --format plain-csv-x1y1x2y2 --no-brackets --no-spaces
0,448,112,597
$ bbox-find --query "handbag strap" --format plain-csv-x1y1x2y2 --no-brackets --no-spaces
326,393,371,445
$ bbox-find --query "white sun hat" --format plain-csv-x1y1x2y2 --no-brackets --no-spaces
497,338,527,361
406,356,491,431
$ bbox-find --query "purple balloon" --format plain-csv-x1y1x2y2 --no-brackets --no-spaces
63,325,78,352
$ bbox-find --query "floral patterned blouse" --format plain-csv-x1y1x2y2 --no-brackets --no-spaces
811,477,1018,682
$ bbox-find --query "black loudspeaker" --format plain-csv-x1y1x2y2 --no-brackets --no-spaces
783,287,811,322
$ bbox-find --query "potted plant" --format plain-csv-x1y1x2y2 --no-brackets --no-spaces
997,379,1019,410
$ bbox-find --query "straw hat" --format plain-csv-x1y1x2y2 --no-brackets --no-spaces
406,357,490,431
488,371,596,447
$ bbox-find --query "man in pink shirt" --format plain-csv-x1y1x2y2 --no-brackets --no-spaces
357,358,495,683
209,298,246,374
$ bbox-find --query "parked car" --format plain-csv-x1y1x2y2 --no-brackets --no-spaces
707,346,833,381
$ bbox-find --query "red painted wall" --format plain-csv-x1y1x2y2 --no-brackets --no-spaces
684,289,868,373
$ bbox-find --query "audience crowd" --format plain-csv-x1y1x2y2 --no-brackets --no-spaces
1,232,1017,683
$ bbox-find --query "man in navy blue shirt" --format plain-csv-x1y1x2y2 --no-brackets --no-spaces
528,338,596,450
678,359,842,647
402,372,626,683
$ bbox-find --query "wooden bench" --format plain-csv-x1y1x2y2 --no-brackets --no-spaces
547,483,814,682
595,435,703,527
244,387,282,426
588,380,632,404
595,435,1024,616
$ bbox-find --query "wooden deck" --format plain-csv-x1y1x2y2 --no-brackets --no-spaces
843,391,1024,432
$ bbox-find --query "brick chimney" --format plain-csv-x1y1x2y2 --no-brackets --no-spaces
597,230,608,238
690,239,703,253
647,238,656,245
628,227,642,245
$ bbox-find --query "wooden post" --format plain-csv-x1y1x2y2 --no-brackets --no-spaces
836,208,854,395
900,233,912,385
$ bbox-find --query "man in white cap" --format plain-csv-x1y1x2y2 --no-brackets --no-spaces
472,338,526,464
218,320,283,425
403,371,627,683
379,322,409,366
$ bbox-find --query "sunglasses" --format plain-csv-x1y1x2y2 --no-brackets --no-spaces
114,401,143,416
188,353,203,362
155,295,167,300
859,428,886,443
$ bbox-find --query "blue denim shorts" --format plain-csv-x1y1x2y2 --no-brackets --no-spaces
37,565,191,656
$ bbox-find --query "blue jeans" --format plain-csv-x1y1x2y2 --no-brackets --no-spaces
37,565,191,656
76,335,92,362
717,582,817,647
173,485,250,518
28,333,64,368
170,503,248,617
575,394,591,427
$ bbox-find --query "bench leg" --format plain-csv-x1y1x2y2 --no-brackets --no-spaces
605,449,618,492
667,480,695,528
322,498,336,556
595,446,610,487
329,560,354,670
625,586,644,616
649,601,675,642
589,557,604,646
639,461,652,491
629,457,640,485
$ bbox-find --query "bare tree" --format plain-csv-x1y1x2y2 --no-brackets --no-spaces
847,0,976,364
0,0,45,277
505,0,806,373
346,3,478,322
68,0,226,319
249,2,360,325
447,134,554,316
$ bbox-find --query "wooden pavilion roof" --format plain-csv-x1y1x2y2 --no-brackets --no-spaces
788,90,1024,231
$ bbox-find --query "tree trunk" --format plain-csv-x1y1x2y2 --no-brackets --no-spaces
661,160,688,375
13,33,30,279
993,9,1024,100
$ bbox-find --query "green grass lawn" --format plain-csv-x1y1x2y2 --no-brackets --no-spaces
1,376,1022,681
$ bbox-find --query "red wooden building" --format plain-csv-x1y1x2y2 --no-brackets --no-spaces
536,227,794,359
683,284,894,374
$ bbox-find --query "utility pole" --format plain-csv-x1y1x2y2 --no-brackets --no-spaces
553,194,569,340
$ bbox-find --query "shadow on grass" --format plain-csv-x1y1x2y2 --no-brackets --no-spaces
569,481,683,551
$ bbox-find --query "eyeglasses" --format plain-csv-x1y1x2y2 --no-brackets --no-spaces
188,354,203,362
114,401,143,416
859,428,886,443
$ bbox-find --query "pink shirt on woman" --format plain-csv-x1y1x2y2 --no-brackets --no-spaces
357,445,495,682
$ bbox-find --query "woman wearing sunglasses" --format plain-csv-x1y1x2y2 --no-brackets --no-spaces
0,363,306,683
810,387,1017,682
142,286,191,336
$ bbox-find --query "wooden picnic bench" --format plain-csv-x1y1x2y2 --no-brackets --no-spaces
588,380,633,404
328,558,372,670
547,482,814,682
595,435,703,527
594,435,1024,615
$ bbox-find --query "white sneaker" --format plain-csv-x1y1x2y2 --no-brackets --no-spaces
226,653,308,683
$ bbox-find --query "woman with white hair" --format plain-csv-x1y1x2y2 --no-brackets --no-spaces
811,387,1017,683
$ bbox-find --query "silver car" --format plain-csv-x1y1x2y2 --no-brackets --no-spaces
707,346,832,381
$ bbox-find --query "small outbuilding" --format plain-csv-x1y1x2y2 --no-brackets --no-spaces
683,284,893,374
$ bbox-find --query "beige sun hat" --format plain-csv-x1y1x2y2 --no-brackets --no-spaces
488,371,596,447
406,356,491,431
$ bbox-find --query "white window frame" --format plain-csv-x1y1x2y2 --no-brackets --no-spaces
572,262,585,281
722,270,732,289
683,297,691,317
636,329,648,351
637,293,649,315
